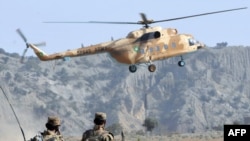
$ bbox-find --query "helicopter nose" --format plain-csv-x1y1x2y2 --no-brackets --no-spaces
197,43,206,49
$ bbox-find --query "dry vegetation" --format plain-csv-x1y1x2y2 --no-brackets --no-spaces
64,131,223,141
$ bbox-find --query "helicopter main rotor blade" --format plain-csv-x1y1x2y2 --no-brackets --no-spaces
16,29,28,43
140,13,149,23
152,7,247,23
43,7,247,26
139,13,152,28
44,21,139,25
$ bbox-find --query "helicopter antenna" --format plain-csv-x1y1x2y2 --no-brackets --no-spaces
0,86,26,141
44,7,247,28
16,29,46,63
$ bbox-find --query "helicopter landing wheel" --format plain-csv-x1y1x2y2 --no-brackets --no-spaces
148,64,156,72
178,60,185,67
129,65,137,73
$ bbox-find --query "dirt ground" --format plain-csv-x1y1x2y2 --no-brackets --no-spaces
64,131,224,141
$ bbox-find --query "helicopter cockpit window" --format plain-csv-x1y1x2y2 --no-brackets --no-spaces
188,38,198,46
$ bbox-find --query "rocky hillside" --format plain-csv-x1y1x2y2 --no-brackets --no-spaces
1,46,250,140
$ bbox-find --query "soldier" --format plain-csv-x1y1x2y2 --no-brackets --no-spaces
81,112,114,141
30,116,64,141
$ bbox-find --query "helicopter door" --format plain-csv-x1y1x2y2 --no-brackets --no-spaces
140,45,150,61
145,45,153,61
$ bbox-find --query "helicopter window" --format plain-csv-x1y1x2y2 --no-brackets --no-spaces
172,42,176,48
155,46,160,51
164,44,168,49
140,49,145,54
189,38,198,46
149,48,154,52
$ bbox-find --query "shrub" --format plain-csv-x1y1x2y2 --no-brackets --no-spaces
143,117,158,132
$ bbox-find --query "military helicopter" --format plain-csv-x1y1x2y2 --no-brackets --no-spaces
16,7,247,73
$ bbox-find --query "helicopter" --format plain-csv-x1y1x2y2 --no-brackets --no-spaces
16,7,247,73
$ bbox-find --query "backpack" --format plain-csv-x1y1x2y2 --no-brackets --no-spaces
29,132,63,141
43,134,63,141
29,134,43,141
84,129,113,141
86,135,103,141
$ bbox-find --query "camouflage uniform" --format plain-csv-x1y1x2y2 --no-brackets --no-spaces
41,130,64,141
30,116,64,141
81,112,114,141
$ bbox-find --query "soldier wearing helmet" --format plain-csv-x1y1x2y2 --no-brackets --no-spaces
29,116,64,141
81,112,114,141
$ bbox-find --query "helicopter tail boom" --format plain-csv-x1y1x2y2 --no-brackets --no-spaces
28,43,111,61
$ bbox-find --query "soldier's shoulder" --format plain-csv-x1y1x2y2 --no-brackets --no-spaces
29,132,44,141
84,129,93,133
83,129,94,136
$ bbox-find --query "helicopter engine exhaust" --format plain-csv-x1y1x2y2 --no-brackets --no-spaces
154,31,161,38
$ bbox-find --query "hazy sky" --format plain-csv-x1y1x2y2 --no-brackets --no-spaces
0,0,249,56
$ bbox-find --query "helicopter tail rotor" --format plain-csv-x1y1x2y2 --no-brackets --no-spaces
20,48,28,63
16,28,46,63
